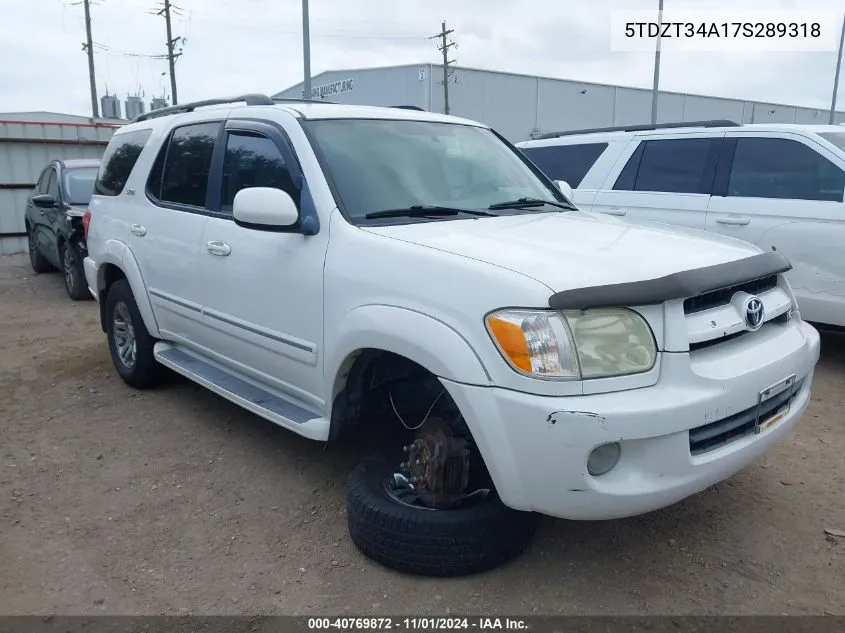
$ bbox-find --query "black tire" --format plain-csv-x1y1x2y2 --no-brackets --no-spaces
104,279,165,389
27,225,53,273
347,452,537,577
60,241,89,301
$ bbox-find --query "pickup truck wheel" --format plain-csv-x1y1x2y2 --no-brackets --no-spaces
105,279,165,389
346,450,537,577
60,241,88,300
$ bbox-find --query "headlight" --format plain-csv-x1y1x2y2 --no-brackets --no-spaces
485,308,656,380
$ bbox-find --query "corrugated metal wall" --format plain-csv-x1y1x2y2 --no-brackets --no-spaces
276,65,845,143
0,118,119,255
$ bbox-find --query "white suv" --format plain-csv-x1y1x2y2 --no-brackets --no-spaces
83,96,820,577
518,121,845,328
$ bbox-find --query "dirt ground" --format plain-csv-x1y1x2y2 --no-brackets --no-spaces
0,252,843,616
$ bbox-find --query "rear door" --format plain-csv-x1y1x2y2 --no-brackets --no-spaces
137,119,222,346
591,134,723,230
705,132,845,326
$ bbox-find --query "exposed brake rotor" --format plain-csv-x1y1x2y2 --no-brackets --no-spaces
397,417,472,509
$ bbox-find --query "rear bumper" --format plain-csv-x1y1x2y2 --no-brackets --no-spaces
443,319,820,520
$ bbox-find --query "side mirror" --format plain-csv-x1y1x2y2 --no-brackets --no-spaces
32,194,57,209
555,180,574,200
233,187,299,230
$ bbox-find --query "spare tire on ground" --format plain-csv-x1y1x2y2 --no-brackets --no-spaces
346,451,537,577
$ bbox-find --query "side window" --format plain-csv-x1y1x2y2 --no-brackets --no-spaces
45,170,59,200
727,137,845,202
220,131,298,213
520,143,608,187
613,143,644,190
614,138,718,194
95,128,153,196
158,122,221,208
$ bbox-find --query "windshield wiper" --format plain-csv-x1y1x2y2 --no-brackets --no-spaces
364,205,497,219
488,197,577,211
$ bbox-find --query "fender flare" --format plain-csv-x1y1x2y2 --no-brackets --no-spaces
95,241,161,338
326,304,492,403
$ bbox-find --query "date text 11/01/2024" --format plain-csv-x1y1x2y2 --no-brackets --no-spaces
307,618,528,630
624,22,821,38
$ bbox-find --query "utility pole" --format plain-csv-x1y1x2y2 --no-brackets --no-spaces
830,13,845,124
155,0,182,105
429,21,456,115
302,0,312,99
650,0,664,124
80,0,99,118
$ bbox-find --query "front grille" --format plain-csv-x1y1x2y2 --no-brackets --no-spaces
683,275,779,315
688,377,804,455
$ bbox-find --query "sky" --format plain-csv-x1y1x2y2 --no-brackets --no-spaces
0,0,843,118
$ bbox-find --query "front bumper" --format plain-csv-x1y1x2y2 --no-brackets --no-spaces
442,319,821,520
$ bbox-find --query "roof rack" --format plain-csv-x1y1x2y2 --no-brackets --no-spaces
390,105,426,111
132,94,276,123
272,97,337,105
534,119,741,140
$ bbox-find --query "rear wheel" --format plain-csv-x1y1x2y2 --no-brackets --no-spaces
27,225,53,273
60,241,88,300
346,417,537,577
105,279,165,388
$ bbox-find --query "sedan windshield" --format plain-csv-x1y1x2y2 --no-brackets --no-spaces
63,166,99,205
304,119,560,222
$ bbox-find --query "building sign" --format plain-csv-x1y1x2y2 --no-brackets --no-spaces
311,78,355,100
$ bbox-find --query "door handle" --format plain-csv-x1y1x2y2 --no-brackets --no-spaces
130,224,147,236
716,217,750,226
206,240,231,256
602,208,627,216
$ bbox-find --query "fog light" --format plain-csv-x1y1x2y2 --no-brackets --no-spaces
587,442,621,476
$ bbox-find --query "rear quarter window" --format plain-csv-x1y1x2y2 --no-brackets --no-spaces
94,128,153,196
520,143,608,187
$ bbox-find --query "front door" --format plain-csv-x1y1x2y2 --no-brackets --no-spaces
193,119,329,411
591,135,723,231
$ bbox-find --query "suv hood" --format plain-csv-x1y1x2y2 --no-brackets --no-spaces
363,211,762,293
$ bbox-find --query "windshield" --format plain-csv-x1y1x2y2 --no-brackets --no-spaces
63,166,98,205
304,119,559,222
818,132,845,153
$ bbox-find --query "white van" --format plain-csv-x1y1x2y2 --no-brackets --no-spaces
518,121,845,328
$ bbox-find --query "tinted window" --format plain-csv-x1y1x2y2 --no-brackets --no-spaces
221,132,298,212
520,143,608,187
615,138,718,194
159,122,221,207
613,143,644,190
95,128,152,196
728,137,845,202
62,167,99,205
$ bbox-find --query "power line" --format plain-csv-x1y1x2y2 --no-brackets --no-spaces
429,21,457,115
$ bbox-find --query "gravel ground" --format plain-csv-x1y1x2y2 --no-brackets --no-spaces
1,252,843,616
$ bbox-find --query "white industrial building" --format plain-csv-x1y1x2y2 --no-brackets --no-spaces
274,63,845,142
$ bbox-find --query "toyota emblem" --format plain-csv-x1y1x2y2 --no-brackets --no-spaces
744,296,764,330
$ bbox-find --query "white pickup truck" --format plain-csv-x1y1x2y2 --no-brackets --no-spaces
82,95,820,577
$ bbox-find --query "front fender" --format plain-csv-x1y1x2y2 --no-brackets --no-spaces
326,304,492,402
95,240,161,338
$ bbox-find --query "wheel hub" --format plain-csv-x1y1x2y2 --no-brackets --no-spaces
397,418,471,509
